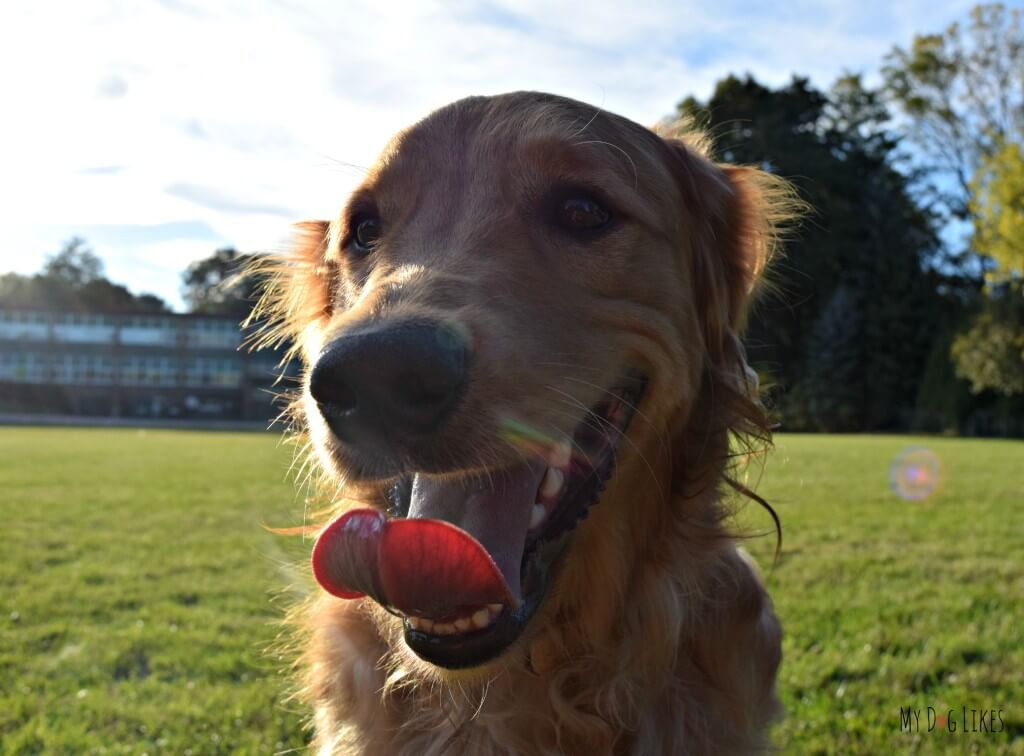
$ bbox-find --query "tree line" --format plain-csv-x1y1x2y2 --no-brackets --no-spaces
1,3,1020,435
0,240,258,319
678,3,1023,435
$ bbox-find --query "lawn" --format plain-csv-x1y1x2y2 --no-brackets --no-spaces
741,435,1024,755
1,428,1021,754
0,428,311,755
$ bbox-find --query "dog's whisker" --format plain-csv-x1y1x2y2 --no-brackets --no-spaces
533,405,606,477
568,106,604,141
557,373,674,477
544,390,667,509
571,138,639,190
313,152,372,178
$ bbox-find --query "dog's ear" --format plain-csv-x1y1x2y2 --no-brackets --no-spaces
663,137,798,386
660,135,803,437
294,219,332,256
245,219,333,361
705,164,788,401
711,165,779,331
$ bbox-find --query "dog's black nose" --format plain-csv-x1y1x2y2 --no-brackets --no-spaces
309,320,468,444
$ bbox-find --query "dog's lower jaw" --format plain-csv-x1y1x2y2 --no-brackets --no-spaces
304,488,781,756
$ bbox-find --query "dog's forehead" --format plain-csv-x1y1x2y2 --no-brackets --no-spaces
369,92,675,195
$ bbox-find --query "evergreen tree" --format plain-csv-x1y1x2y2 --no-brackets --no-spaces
800,285,864,431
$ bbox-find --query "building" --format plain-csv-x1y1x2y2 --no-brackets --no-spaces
0,308,298,422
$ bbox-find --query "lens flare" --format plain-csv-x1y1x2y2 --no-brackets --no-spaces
498,416,585,466
889,447,943,501
498,416,555,455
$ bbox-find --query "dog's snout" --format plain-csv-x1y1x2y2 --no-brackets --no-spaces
310,321,468,444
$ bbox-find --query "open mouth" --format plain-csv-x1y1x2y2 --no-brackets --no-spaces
311,372,646,669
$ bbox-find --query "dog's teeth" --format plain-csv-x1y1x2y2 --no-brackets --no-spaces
530,503,547,529
551,440,572,468
540,467,564,498
407,616,421,630
420,618,434,632
454,616,472,633
471,608,491,629
487,603,504,618
434,622,455,635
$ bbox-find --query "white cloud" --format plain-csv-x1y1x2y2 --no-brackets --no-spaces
0,0,977,308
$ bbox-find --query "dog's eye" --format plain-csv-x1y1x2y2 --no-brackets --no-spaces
555,194,611,233
350,216,381,255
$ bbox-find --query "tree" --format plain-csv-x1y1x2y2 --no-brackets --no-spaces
42,237,104,288
951,306,1024,396
971,138,1024,287
181,247,259,317
885,4,1024,404
882,3,1024,219
958,137,1024,398
0,238,169,313
800,285,864,431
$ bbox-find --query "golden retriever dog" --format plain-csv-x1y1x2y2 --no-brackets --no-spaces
252,91,796,755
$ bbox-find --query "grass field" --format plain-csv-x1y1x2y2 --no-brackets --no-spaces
1,428,1021,755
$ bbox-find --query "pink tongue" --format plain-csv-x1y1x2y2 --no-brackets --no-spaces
311,461,546,618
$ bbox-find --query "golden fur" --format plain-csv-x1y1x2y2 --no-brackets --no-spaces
250,92,799,755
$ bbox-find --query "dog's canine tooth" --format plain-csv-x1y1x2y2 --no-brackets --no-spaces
471,607,491,629
530,503,547,529
487,603,503,618
408,616,422,630
551,440,572,469
540,467,564,498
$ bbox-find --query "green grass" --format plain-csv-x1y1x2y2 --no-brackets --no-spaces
0,428,311,755
740,435,1024,755
1,429,1021,754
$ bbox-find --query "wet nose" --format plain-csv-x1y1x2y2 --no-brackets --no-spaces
309,320,468,445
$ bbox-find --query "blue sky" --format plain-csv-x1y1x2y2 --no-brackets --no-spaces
0,0,985,310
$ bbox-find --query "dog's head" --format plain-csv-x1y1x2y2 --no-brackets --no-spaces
255,92,792,673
